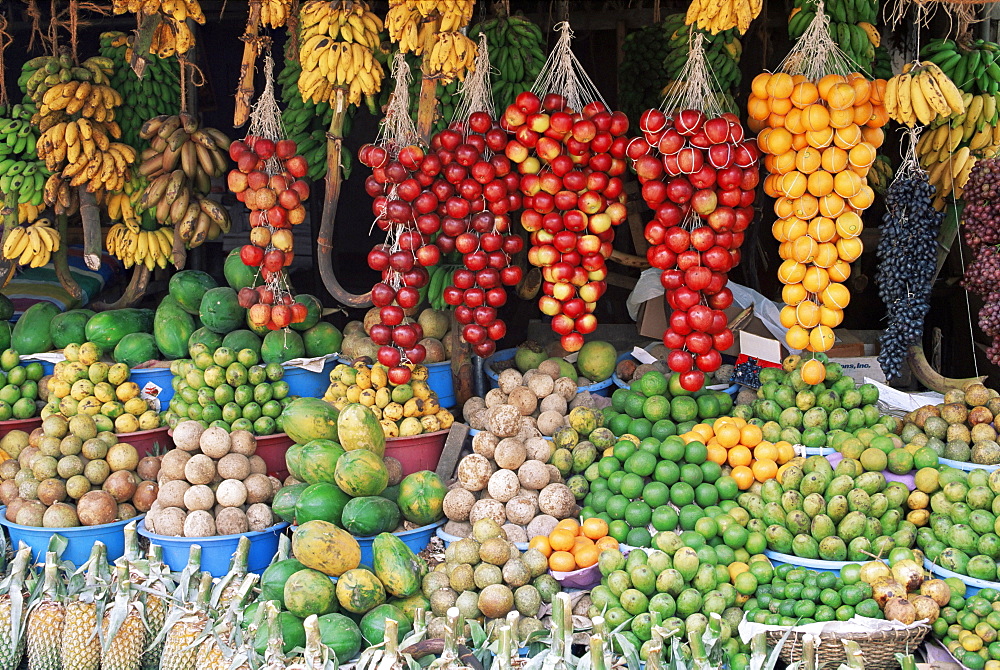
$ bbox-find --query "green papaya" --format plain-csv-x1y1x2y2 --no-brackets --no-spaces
13,302,60,354
49,309,95,349
154,297,196,360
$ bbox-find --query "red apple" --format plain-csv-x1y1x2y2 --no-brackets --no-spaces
691,189,718,216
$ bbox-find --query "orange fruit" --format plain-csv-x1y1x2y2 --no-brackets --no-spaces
751,74,771,99
836,211,863,238
748,96,771,121
869,79,887,104
582,517,609,540
549,550,576,572
770,96,793,115
768,112,787,128
774,150,798,174
716,422,742,448
828,107,855,129
556,518,581,534
834,124,862,149
818,73,848,99
748,116,767,133
728,445,753,468
793,194,819,219
865,107,888,131
740,424,763,447
783,282,807,305
574,545,600,568
729,561,751,581
820,305,844,328
766,72,795,98
574,536,596,551
853,101,874,126
786,324,810,350
821,282,852,309
802,104,831,132
791,81,819,108
774,197,795,219
784,217,808,240
782,171,808,198
828,259,852,282
730,416,748,429
776,441,797,464
780,304,798,328
826,82,857,110
809,325,836,352
833,170,862,198
785,108,806,134
795,299,821,328
821,147,848,174
813,243,839,269
849,185,875,210
802,265,831,294
837,236,864,262
791,235,818,263
807,170,834,196
778,259,806,284
549,528,577,552
763,127,793,155
791,133,808,151
801,358,826,384
754,442,779,462
529,535,552,557
595,536,619,551
732,465,755,490
849,76,872,105
763,175,780,198
752,458,779,482
808,216,836,243
691,423,715,442
707,443,729,465
806,126,834,148
795,147,822,174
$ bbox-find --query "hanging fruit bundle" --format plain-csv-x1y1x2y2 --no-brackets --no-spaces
883,60,966,127
686,0,762,34
920,37,1000,95
505,22,631,353
358,55,435,384
788,0,880,74
630,33,759,392
228,54,312,331
751,8,888,353
111,0,205,57
960,158,1000,364
0,99,48,224
386,0,476,84
875,136,942,378
430,37,524,357
297,0,385,107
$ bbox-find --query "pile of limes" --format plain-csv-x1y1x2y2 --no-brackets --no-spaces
743,562,885,625
164,343,293,435
588,539,759,663
0,348,44,421
933,584,1000,670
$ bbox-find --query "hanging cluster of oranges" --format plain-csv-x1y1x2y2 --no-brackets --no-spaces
749,71,889,352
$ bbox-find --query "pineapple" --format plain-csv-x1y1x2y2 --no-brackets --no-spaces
0,546,34,670
214,537,251,612
100,565,146,670
60,543,111,670
137,545,173,670
26,554,67,670
160,572,215,670
195,573,260,670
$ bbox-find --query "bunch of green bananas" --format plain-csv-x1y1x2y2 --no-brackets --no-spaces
866,155,894,195
920,38,1000,95
468,14,546,113
789,0,879,73
620,15,742,123
98,31,181,152
0,102,50,221
424,263,460,311
873,45,893,79
279,38,358,182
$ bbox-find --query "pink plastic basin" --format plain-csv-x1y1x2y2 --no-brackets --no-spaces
384,429,448,476
0,416,42,442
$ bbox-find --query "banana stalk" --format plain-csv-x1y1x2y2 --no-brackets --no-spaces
52,212,83,301
906,345,987,392
79,187,102,270
92,263,150,309
234,0,264,128
416,17,443,141
317,89,371,308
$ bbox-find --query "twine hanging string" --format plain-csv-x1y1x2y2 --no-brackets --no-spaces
452,34,496,131
776,0,870,79
376,52,422,156
0,15,13,108
177,56,206,115
653,0,662,24
660,32,727,116
248,50,287,172
887,0,982,37
27,0,48,54
530,21,607,114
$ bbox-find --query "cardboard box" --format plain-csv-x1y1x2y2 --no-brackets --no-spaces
637,294,668,340
830,356,886,384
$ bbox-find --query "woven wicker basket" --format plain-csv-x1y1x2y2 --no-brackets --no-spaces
765,625,929,669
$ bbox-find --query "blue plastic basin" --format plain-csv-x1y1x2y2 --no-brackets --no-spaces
484,348,615,397
764,549,858,575
137,519,289,577
0,506,143,567
426,360,455,408
129,367,175,410
925,557,998,596
283,357,337,399
356,519,445,567
938,457,1000,473
22,358,55,376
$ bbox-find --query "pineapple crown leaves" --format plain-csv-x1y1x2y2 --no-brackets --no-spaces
0,545,35,652
210,536,251,610
357,616,421,670
293,614,340,670
148,571,215,653
26,551,70,612
262,601,287,669
197,573,261,665
748,625,800,670
100,564,148,654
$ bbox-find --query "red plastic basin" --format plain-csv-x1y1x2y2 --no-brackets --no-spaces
384,429,447,477
0,416,42,442
254,432,294,480
116,426,171,459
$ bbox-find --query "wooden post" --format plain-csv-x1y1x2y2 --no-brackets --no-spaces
317,89,372,307
78,188,102,271
0,192,16,288
233,0,263,128
415,18,441,143
52,213,82,302
93,265,151,310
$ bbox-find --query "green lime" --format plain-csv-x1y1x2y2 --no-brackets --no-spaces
613,440,637,463
643,481,670,508
625,501,653,528
840,564,862,585
643,395,671,422
627,526,652,547
628,418,653,440
654,460,680,485
652,419,677,441
652,505,678,532
734,572,758,596
610,413,632,435
639,438,661,455
607,471,625,494
700,460,722,483
685,441,708,464
598,456,622,478
680,463,704,487
855,599,881,618
625,450,657,477
694,516,718,540
624,393,647,419
748,561,773,585
671,396,698,422
659,436,686,461
723,525,749,549
609,520,630,543
591,489,613,513
637,371,668,397
670,482,695,507
612,388,631,413
695,483,720,507
620,473,646,499
606,495,630,520
715,475,739,500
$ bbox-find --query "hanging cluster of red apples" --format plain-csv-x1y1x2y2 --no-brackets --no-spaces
503,91,630,352
358,110,524,378
227,135,312,329
630,107,760,392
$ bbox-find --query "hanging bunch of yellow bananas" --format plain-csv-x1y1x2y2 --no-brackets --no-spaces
297,0,385,107
24,54,136,213
884,61,966,127
2,219,61,268
686,0,762,35
915,91,1000,208
386,0,476,83
105,224,175,270
111,0,205,57
260,0,294,28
